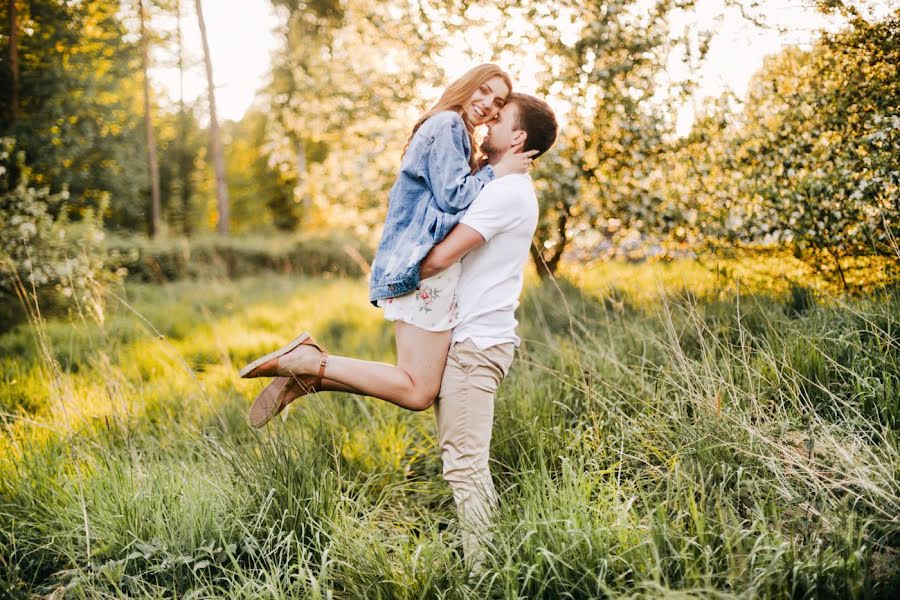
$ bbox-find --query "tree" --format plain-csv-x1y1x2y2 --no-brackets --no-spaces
7,0,18,125
156,102,204,234
0,0,147,227
733,11,899,287
174,0,195,235
224,109,297,232
138,0,162,237
195,0,229,235
530,136,586,278
147,0,203,236
627,5,900,289
263,0,462,235
488,0,704,277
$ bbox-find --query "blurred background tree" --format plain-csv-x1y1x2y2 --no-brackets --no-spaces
260,0,466,237
734,12,899,286
0,0,147,225
0,0,895,294
482,0,709,277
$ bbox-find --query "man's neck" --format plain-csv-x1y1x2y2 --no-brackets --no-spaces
487,152,501,167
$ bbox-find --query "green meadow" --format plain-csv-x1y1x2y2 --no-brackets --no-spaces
1,261,898,598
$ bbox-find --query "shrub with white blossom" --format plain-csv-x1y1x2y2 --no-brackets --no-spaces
0,138,112,330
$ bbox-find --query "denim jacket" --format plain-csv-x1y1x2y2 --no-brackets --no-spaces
369,110,495,304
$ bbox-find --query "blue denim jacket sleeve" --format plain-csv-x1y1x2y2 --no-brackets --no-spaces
426,116,496,214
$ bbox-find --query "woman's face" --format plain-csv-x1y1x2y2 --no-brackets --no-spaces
464,75,510,126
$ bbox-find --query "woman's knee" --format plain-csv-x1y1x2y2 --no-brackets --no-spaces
407,389,438,411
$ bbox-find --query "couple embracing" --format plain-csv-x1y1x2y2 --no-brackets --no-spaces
238,64,558,568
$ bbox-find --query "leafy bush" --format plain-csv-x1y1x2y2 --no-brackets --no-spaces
104,231,374,283
737,15,900,286
0,138,113,332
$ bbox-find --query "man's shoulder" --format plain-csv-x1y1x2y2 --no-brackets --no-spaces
482,173,534,193
477,174,536,205
464,174,538,229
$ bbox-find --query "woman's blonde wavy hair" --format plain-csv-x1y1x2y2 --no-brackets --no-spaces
405,64,512,173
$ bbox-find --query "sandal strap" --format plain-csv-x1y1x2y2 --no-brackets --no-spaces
317,352,328,382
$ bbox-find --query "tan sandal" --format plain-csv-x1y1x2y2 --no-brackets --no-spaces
239,332,324,378
247,353,328,428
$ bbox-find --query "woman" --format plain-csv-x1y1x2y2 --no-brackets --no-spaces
240,64,536,427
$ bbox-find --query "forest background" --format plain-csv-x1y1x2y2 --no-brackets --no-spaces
0,0,899,597
1,0,897,323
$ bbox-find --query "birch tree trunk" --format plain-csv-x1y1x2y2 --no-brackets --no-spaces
139,0,162,237
176,0,193,236
195,0,229,235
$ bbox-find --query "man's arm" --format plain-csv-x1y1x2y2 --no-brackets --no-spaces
420,224,485,279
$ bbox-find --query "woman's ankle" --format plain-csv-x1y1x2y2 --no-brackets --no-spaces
278,345,320,376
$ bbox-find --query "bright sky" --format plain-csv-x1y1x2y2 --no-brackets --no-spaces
152,0,891,135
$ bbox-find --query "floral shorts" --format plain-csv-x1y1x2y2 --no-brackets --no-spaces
378,262,462,332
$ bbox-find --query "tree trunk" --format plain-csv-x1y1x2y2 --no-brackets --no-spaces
530,243,555,280
195,0,229,235
139,0,162,238
8,0,19,124
530,204,569,280
176,0,193,236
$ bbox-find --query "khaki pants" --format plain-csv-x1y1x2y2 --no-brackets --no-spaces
434,338,515,570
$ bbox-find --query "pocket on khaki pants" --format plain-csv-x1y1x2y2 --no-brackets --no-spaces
451,340,515,391
484,343,515,379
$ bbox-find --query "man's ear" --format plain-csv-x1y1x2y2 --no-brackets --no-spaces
512,130,527,147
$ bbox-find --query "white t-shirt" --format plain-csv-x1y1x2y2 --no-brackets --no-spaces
452,173,538,349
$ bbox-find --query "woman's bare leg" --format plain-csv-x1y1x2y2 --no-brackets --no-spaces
272,321,451,411
271,377,358,410
320,379,359,393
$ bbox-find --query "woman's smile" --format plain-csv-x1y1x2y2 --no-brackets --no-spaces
464,75,510,126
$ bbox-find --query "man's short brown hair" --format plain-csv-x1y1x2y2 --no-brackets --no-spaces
508,93,558,159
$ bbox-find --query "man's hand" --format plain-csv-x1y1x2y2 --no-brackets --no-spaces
420,224,486,280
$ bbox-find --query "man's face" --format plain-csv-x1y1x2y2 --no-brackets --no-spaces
482,103,523,157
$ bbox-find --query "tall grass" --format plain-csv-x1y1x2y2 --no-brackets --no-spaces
1,264,898,598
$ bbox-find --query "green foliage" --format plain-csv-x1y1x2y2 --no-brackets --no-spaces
737,13,900,285
0,138,112,331
224,110,299,232
647,11,900,289
0,0,148,223
503,4,899,288
263,0,463,234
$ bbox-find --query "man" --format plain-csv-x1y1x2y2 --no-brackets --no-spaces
418,92,558,569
